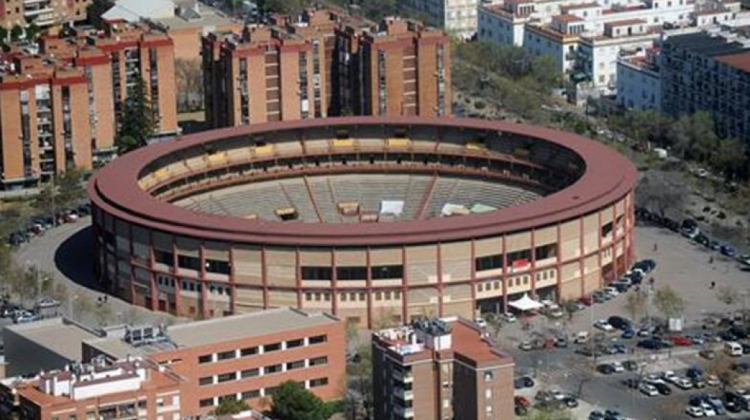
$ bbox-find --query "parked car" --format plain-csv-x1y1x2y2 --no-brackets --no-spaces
501,312,517,323
653,382,672,396
597,364,616,375
672,335,693,346
639,383,659,397
514,376,535,389
699,349,716,360
474,318,488,329
607,316,632,331
675,378,694,390
686,405,704,418
594,320,615,332
621,329,635,339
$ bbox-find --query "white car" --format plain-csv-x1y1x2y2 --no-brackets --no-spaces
474,318,487,329
675,378,694,390
14,312,37,324
645,374,665,385
662,371,679,384
686,406,704,417
611,362,625,373
574,331,590,344
640,383,659,397
502,312,517,323
701,403,716,417
603,287,619,297
594,320,614,332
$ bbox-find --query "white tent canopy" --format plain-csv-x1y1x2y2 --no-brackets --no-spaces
508,293,543,312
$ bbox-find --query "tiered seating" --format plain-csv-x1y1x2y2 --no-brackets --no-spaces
401,175,432,219
280,179,319,222
307,177,341,223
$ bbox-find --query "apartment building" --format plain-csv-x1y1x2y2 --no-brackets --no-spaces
202,9,343,128
615,47,662,110
478,0,741,99
0,0,90,29
202,9,452,128
401,0,500,39
373,317,514,420
360,17,452,118
661,30,750,143
0,358,183,420
82,308,346,415
0,21,177,189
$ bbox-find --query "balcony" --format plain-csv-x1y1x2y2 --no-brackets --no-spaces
393,387,414,400
393,405,414,419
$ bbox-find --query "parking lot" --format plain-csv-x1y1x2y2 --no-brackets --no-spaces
501,224,750,420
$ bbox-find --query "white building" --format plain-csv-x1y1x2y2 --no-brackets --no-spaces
402,0,501,39
616,49,662,110
477,0,743,99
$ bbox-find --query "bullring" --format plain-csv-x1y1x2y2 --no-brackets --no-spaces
88,116,638,328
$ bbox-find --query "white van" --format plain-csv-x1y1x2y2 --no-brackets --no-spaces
725,341,743,357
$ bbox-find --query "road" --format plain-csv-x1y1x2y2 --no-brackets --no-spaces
12,217,176,327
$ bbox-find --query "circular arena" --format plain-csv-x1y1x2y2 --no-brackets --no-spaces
89,117,638,327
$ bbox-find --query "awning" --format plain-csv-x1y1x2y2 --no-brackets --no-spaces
508,293,544,312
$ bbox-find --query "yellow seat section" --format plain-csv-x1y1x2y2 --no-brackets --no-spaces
387,138,411,148
333,138,355,147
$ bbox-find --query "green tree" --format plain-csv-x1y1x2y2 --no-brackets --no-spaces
10,25,23,41
56,168,86,209
624,289,649,323
269,381,329,420
117,77,155,153
709,137,747,180
34,182,57,216
24,22,40,41
653,285,685,320
669,111,718,162
0,27,8,46
212,398,251,416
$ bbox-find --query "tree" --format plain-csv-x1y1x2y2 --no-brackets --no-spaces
56,168,86,209
709,137,747,180
34,182,57,216
94,301,114,326
668,112,718,162
24,22,40,42
624,289,649,323
268,381,329,420
10,25,23,42
709,353,740,393
347,344,373,420
212,398,251,416
716,285,739,307
653,285,685,320
635,173,686,217
0,27,8,46
117,77,155,153
72,293,95,321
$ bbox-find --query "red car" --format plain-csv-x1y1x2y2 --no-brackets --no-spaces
579,296,592,306
515,396,531,408
671,335,692,346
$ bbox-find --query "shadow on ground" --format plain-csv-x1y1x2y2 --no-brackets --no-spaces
54,225,98,290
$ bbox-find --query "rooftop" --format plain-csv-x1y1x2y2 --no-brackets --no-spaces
6,318,99,363
374,317,512,367
86,308,340,358
665,31,750,56
715,51,750,72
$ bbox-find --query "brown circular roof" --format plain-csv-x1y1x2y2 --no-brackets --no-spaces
89,117,638,246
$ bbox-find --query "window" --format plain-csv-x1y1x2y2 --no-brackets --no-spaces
241,368,259,379
198,354,212,364
154,249,173,265
199,399,214,408
265,364,282,374
309,356,328,367
241,346,258,357
286,338,304,349
217,350,236,361
309,335,327,345
507,249,531,266
310,377,328,388
484,371,495,381
475,254,502,271
218,373,236,383
371,265,403,279
337,266,367,280
301,266,332,280
601,222,613,237
242,390,260,400
178,255,201,271
264,342,281,353
199,376,213,386
205,259,230,274
534,244,557,260
287,360,305,370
